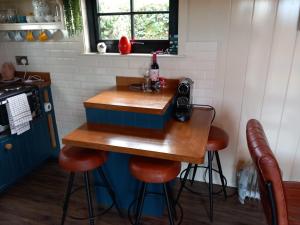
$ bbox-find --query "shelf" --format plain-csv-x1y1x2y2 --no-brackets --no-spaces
0,22,64,31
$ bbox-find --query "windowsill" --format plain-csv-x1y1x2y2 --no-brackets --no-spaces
81,52,186,58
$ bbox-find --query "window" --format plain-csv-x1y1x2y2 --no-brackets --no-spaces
86,0,178,54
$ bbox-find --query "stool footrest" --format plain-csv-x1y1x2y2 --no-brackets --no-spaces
179,165,228,196
66,184,116,221
128,184,183,225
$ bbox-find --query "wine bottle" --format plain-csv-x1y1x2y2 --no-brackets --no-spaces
149,52,159,82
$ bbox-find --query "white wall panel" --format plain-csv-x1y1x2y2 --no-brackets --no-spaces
187,0,230,42
276,33,300,180
218,0,254,185
291,141,300,180
236,0,278,161
260,0,300,150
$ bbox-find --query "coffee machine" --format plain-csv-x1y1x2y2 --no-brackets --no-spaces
174,78,194,122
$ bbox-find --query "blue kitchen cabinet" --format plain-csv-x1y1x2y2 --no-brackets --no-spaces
30,116,53,165
39,86,60,158
0,137,18,192
0,116,53,193
0,86,60,193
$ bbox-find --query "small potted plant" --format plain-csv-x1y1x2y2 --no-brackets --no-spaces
63,0,82,36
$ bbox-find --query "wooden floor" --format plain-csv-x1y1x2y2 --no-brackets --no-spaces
0,160,266,225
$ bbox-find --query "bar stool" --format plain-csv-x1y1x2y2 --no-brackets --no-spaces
129,156,181,225
59,146,121,225
176,126,229,222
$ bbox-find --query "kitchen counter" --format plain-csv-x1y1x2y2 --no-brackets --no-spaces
15,71,51,88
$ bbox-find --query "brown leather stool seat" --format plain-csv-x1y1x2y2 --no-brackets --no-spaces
129,156,181,225
207,126,229,151
129,156,181,183
59,146,108,172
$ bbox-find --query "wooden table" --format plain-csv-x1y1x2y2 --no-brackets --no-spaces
62,77,213,216
62,108,213,164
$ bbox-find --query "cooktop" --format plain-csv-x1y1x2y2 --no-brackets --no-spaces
0,82,36,101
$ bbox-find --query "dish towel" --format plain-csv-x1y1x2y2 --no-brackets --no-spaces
6,93,32,135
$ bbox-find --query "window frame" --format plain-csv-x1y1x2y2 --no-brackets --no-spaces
86,0,178,54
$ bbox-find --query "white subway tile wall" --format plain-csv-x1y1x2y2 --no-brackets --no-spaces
0,39,217,143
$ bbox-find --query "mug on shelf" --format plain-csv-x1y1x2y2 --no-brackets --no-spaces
39,31,48,41
8,31,16,41
17,15,27,23
52,29,64,41
14,31,25,41
38,30,52,41
2,32,11,41
26,31,35,41
6,9,17,23
0,10,7,23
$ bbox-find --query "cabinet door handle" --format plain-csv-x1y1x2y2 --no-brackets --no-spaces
4,143,13,150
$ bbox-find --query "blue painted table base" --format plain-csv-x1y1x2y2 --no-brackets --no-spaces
85,103,174,216
93,152,166,217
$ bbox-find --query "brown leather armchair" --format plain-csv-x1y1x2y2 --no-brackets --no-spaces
246,119,300,225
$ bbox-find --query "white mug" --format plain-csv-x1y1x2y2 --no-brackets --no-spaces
97,42,107,54
14,31,24,41
2,32,11,41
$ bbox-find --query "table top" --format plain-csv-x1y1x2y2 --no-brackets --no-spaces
84,87,176,115
84,76,179,115
62,108,213,164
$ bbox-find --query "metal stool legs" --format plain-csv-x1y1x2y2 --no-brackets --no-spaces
97,168,123,217
215,152,227,199
167,183,178,220
61,170,121,225
134,183,176,225
134,183,147,225
208,152,213,222
84,172,95,225
61,172,75,225
176,152,227,222
190,164,198,186
175,163,193,205
163,184,175,225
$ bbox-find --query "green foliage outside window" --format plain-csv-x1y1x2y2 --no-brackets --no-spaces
63,0,83,37
99,2,169,40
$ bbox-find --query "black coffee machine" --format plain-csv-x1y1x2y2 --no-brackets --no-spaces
174,78,194,122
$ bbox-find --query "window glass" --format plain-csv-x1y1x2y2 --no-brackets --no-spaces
134,14,169,40
134,0,169,12
97,0,130,13
87,0,178,53
99,15,131,39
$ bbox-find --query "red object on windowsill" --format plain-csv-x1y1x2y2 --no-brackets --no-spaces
118,36,131,54
118,36,144,54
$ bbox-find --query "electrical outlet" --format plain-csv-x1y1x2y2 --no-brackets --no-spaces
15,56,29,65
